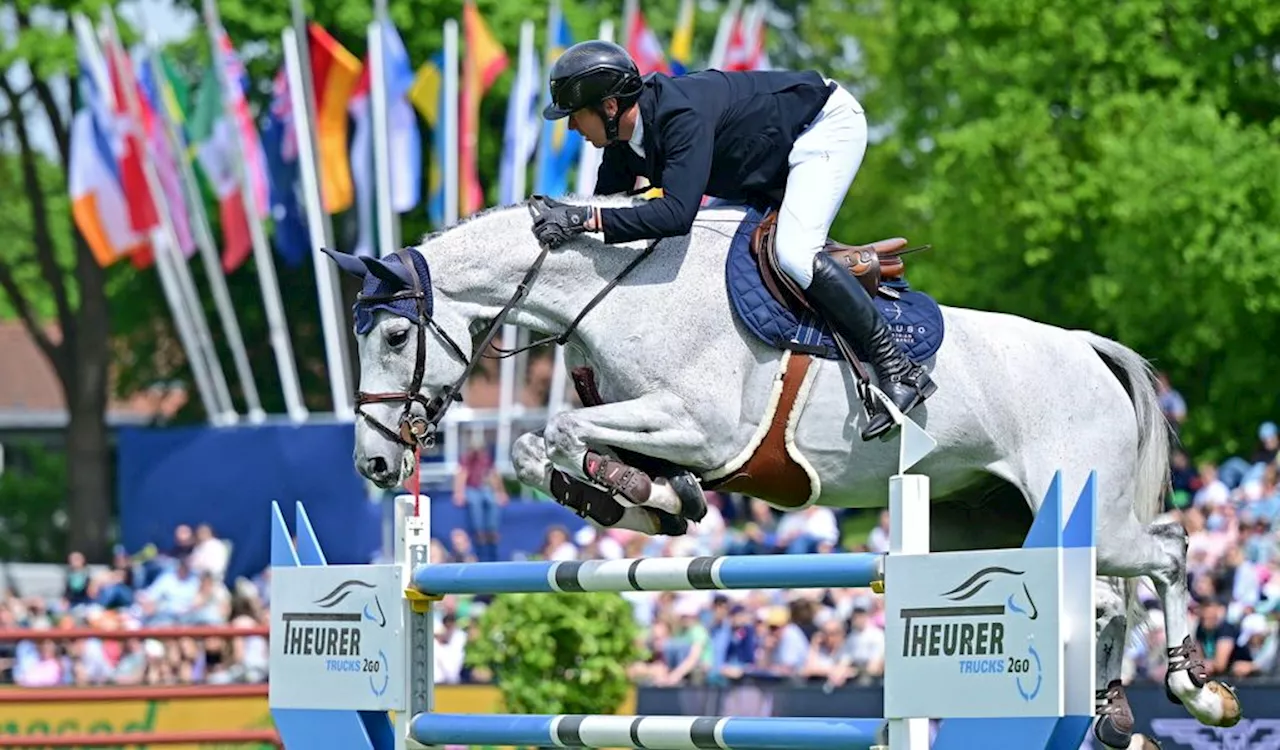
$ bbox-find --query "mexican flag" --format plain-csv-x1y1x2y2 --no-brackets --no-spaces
188,64,252,273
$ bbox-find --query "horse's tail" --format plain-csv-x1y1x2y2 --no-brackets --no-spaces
1077,331,1175,643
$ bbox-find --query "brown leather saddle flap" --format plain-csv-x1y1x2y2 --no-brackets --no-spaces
749,210,921,315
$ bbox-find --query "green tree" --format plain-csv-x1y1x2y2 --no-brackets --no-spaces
806,0,1280,456
0,5,121,560
464,591,642,715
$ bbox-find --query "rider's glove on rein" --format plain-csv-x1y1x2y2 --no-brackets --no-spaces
532,203,592,248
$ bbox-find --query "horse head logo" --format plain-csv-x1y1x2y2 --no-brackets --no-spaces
939,566,1038,621
314,580,388,628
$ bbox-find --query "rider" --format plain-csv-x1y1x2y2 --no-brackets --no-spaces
530,40,934,440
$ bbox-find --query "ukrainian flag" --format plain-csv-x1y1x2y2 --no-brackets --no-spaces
670,0,696,76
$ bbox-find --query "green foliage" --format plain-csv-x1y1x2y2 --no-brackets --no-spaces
0,442,72,562
808,0,1280,457
464,591,642,716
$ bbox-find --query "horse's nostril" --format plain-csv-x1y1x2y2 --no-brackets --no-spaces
366,456,389,476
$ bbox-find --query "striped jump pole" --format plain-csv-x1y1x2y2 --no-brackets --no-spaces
410,714,884,750
413,552,883,596
267,471,1098,750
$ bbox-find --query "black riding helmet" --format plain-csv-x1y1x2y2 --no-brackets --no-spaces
543,40,643,143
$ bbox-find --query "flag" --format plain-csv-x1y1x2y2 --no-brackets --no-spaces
349,66,375,256
669,0,696,76
460,0,507,216
190,67,252,272
499,25,540,205
723,3,768,71
409,53,447,228
381,20,421,213
215,29,271,219
100,27,159,268
308,22,363,214
626,3,670,75
69,62,149,266
135,47,196,258
262,67,310,267
534,9,581,197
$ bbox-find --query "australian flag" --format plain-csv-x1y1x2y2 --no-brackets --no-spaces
261,67,309,268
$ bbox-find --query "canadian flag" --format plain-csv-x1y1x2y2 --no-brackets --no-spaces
625,3,670,75
722,2,769,71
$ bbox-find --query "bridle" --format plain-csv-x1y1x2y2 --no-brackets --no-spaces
353,204,659,451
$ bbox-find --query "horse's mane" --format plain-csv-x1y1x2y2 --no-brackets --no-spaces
410,193,744,248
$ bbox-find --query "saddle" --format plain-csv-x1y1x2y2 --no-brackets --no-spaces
748,209,928,312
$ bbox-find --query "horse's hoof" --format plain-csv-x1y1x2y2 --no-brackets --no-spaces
1205,680,1243,727
1094,715,1132,749
654,509,690,537
666,471,707,522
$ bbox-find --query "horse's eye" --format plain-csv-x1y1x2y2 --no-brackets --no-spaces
388,328,410,348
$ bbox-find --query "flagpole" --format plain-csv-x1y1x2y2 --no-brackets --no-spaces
201,0,309,423
494,18,538,475
443,19,460,227
369,19,398,259
92,10,231,425
437,17,462,477
143,45,267,424
708,0,743,69
289,0,356,419
574,19,612,196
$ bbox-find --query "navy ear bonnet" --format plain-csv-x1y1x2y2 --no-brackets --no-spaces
345,249,435,335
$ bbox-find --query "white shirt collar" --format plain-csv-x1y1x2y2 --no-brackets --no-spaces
627,113,645,158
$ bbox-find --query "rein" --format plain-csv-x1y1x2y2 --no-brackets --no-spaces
353,239,659,450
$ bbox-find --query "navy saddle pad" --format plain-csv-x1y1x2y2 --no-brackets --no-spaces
725,206,944,363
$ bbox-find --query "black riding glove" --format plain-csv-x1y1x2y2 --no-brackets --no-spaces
532,204,592,248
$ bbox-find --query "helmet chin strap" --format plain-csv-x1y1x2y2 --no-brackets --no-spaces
598,98,624,144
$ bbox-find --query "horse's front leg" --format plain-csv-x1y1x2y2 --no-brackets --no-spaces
510,430,672,535
542,392,712,529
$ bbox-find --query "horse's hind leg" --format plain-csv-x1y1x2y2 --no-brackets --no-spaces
1097,509,1243,729
1094,578,1161,750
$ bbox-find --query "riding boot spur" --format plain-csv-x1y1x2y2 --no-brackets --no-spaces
804,252,937,441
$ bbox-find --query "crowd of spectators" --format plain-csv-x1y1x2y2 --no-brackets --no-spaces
0,523,270,688
4,372,1279,694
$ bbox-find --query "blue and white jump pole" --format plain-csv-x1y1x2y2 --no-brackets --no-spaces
266,465,1098,750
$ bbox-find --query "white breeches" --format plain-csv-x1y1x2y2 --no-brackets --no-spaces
775,82,869,289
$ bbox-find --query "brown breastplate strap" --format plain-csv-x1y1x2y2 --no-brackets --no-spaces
704,353,814,509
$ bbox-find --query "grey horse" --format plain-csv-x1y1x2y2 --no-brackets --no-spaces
324,194,1241,748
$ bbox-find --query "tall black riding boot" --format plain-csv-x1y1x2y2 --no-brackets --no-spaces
804,253,937,440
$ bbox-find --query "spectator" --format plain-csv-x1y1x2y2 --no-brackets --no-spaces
757,606,809,678
1253,422,1279,466
1194,597,1242,679
1194,462,1230,508
717,605,758,681
800,610,846,680
1155,372,1186,432
453,431,508,563
16,639,64,687
657,598,711,685
826,599,886,687
188,524,230,581
137,559,201,625
538,525,578,561
64,552,92,609
433,614,467,684
1230,613,1275,679
774,506,840,555
866,511,891,554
